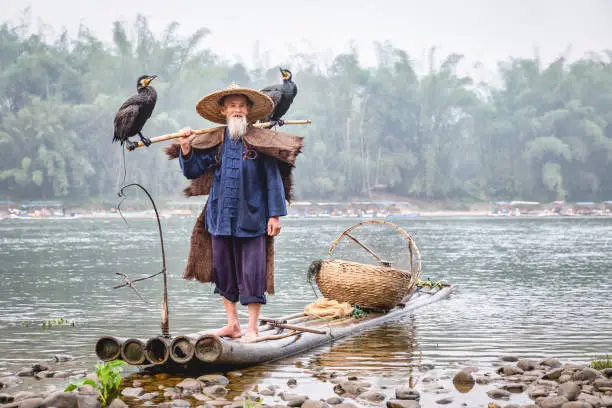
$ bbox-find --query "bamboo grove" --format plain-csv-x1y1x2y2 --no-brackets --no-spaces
1,16,612,203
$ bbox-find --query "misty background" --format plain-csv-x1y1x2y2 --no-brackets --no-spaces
1,1,612,205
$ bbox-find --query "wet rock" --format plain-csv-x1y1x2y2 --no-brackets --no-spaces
108,398,128,408
558,382,581,401
538,380,560,388
0,393,15,403
453,369,475,385
544,369,565,380
202,385,228,397
159,400,191,408
581,385,594,395
52,371,71,379
326,397,343,405
333,381,368,396
498,366,524,376
603,369,612,379
561,402,593,408
280,392,305,401
517,359,538,372
139,392,159,400
358,390,386,402
395,387,420,400
541,359,563,369
347,376,358,381
17,369,35,377
202,400,233,407
176,378,202,393
13,391,38,401
259,387,275,396
420,377,435,383
41,392,100,408
32,363,50,373
487,389,511,400
198,375,229,387
287,378,298,388
121,387,144,398
538,396,568,408
286,396,308,407
565,364,586,372
163,389,178,398
54,354,73,363
501,356,520,362
476,376,493,385
502,383,526,393
192,393,211,402
302,400,326,408
335,404,358,408
226,371,242,378
386,400,420,408
2,397,44,408
594,379,612,392
40,392,78,408
435,397,453,404
574,369,602,382
528,386,551,399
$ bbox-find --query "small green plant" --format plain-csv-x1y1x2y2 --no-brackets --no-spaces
242,397,263,408
589,354,612,370
65,360,126,407
21,317,76,328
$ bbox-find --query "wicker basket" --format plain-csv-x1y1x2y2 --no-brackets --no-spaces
311,220,422,312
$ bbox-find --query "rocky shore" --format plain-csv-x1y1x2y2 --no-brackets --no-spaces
1,355,611,408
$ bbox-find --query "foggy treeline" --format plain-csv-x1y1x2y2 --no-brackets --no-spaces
1,16,612,204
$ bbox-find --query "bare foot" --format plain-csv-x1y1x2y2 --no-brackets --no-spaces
213,325,242,338
240,330,258,343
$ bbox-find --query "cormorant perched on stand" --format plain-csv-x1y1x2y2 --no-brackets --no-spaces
260,68,297,128
113,75,158,150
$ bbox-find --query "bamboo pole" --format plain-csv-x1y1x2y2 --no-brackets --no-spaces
129,120,312,151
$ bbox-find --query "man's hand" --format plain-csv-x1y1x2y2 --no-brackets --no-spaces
267,216,281,236
179,127,193,156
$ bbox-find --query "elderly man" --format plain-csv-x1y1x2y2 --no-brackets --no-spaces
175,84,302,341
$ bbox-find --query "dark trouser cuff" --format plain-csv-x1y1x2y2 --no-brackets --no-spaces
214,287,239,303
239,294,267,306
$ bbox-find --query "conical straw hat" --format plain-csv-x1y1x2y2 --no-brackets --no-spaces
196,83,274,124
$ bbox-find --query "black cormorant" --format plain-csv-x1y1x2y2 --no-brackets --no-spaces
260,68,298,127
113,75,158,150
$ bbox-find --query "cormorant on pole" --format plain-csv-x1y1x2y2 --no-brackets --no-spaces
260,68,298,127
113,75,158,150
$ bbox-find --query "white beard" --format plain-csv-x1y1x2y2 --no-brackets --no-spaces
227,116,247,141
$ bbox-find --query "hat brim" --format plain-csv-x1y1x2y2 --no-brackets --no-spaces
196,87,274,124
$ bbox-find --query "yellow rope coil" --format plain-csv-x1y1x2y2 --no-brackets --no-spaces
304,298,354,318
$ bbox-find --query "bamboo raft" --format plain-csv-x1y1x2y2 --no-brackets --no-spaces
95,283,453,372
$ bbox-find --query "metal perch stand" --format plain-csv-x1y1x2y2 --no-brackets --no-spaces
116,183,170,337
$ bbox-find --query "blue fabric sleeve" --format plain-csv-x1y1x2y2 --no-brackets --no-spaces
179,148,217,180
263,155,287,217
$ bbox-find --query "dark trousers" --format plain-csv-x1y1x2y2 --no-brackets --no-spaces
211,235,267,305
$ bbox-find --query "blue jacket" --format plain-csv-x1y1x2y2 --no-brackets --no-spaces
179,130,287,237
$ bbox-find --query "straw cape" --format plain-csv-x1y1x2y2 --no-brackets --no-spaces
196,83,275,124
165,121,303,294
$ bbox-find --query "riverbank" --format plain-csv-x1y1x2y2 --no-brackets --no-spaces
1,355,611,408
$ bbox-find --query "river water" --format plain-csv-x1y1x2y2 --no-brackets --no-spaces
1,216,610,405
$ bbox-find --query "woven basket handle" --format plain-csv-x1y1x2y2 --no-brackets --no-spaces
328,220,422,287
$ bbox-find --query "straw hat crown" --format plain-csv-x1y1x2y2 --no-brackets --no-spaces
196,83,274,124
